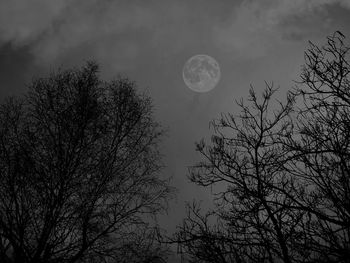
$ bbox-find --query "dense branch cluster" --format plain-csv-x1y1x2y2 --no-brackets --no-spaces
0,63,172,263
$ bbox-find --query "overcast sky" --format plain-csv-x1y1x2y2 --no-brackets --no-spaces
1,0,350,258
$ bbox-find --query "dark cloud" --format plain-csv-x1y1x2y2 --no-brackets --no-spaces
0,44,38,99
213,0,350,58
277,1,350,41
0,0,70,46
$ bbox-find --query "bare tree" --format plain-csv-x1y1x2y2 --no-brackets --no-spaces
174,85,300,263
0,62,173,263
283,31,350,262
173,32,350,263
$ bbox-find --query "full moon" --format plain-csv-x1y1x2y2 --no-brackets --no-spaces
182,54,221,93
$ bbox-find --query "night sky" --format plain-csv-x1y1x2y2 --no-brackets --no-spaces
1,0,350,260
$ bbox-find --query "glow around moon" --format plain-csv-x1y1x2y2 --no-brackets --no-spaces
182,54,221,93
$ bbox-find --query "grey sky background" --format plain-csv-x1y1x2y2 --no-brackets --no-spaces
1,1,350,257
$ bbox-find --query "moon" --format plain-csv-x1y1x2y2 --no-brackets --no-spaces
183,54,221,93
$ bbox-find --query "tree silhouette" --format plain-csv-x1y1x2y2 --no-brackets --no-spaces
173,32,350,263
284,31,350,262
0,62,172,263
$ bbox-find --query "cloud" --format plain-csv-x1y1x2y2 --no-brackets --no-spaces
0,0,71,46
212,0,350,58
1,0,349,68
0,0,241,70
31,0,160,66
0,0,206,69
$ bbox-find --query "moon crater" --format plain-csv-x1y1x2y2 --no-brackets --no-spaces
183,54,221,93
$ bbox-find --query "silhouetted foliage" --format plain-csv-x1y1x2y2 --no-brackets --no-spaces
173,32,350,263
0,62,172,263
